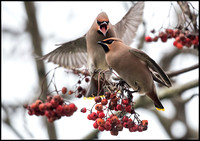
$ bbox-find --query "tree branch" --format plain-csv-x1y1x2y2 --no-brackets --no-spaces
167,63,199,78
24,2,57,139
134,79,198,109
2,103,24,139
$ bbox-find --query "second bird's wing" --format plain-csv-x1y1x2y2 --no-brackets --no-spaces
114,2,144,45
39,36,88,69
129,48,172,87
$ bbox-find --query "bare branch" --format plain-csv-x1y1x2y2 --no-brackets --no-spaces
2,104,24,139
167,63,199,78
24,2,57,139
135,79,198,109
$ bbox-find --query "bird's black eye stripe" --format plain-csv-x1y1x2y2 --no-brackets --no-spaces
97,21,101,25
97,21,109,25
104,40,114,44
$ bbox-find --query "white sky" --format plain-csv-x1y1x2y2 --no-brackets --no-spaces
1,1,199,139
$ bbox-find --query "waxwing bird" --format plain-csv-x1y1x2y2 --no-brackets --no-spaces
39,2,144,97
97,37,172,111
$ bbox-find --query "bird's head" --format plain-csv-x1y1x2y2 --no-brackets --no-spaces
97,37,122,53
96,12,110,36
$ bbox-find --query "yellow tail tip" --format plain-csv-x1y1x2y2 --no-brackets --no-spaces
156,107,165,111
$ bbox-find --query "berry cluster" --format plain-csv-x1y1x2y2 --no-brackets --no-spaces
81,92,148,136
24,95,77,122
69,69,90,98
145,28,199,49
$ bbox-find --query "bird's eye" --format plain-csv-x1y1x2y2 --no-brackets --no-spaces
105,40,114,44
97,21,101,25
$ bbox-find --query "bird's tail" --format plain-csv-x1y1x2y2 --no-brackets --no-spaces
146,89,165,111
154,102,165,111
85,76,104,98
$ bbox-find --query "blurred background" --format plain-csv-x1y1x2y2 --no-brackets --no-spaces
1,1,199,139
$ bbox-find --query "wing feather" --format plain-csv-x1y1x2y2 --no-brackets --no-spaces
114,2,144,45
39,36,87,68
129,48,172,87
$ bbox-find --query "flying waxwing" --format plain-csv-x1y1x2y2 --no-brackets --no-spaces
39,2,144,97
97,37,172,111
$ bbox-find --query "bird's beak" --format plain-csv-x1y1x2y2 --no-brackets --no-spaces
98,22,108,36
97,41,104,46
97,41,109,53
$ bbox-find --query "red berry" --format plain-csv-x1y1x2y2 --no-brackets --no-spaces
97,110,103,115
62,87,67,94
111,116,118,124
35,99,42,106
30,103,37,110
68,90,74,95
173,29,180,37
104,121,111,131
116,124,123,131
81,107,87,113
165,28,174,36
87,114,92,120
56,105,63,114
129,124,138,132
98,112,105,118
44,111,50,118
104,92,111,99
53,95,61,102
142,120,148,126
145,36,152,42
98,126,104,131
176,42,183,49
39,103,46,111
125,105,132,113
90,112,98,120
122,116,129,122
173,41,178,46
106,118,111,123
94,96,102,103
93,122,99,129
69,103,77,112
77,86,83,92
123,122,129,128
116,104,122,111
50,99,59,108
138,125,144,132
63,104,70,113
160,33,168,42
95,104,103,111
192,36,199,45
110,128,118,136
122,99,129,105
85,77,90,83
101,99,108,105
96,118,105,126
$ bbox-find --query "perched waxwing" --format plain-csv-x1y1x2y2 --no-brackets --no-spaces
39,2,144,97
97,37,172,111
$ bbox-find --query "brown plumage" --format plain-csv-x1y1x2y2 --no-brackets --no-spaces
97,37,172,111
39,2,144,97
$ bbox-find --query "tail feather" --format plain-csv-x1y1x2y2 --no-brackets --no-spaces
155,103,165,111
146,89,165,111
85,77,104,97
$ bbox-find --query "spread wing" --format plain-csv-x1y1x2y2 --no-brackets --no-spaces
129,48,172,87
39,36,88,68
114,2,144,45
